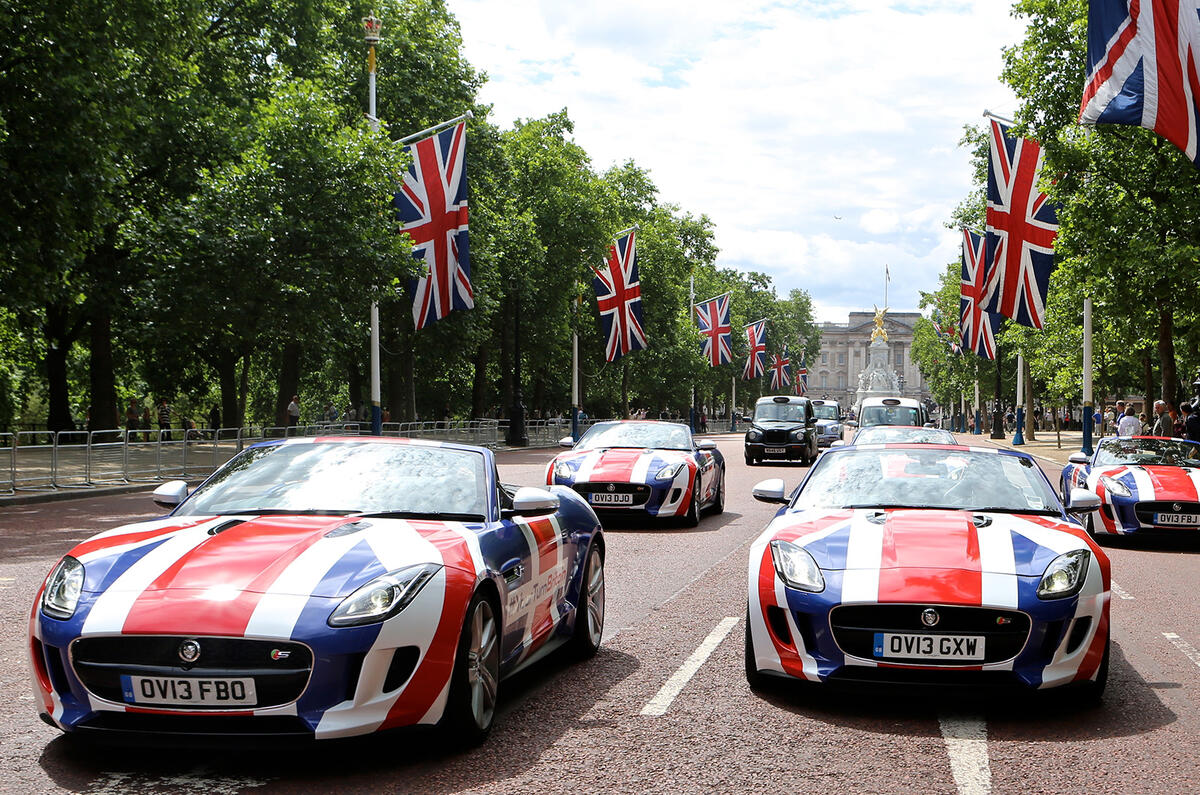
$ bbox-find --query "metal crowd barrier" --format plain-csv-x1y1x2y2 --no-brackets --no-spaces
1,418,617,498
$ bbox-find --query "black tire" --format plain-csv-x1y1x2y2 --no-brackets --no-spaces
745,605,768,691
1077,637,1110,705
568,542,605,659
745,452,755,466
1085,512,1098,538
683,478,701,527
710,468,726,515
441,591,500,745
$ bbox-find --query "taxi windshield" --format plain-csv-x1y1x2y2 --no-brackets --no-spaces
860,404,922,427
755,402,807,422
812,404,839,420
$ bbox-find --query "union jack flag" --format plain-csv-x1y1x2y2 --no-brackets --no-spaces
396,121,473,330
981,119,1060,329
694,293,732,366
769,346,791,391
742,320,767,380
794,355,808,396
961,227,1003,360
592,231,647,362
1080,0,1200,165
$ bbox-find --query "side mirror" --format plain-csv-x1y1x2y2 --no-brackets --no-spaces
510,486,560,516
924,422,936,428
696,439,717,450
152,480,189,508
751,478,789,504
830,440,846,448
806,417,817,426
558,436,575,448
1067,452,1090,465
1066,488,1101,513
845,420,859,428
743,415,753,423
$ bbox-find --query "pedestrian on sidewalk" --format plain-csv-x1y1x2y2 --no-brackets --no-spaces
1117,405,1141,437
1182,403,1200,443
157,399,172,441
1152,400,1172,437
287,395,300,431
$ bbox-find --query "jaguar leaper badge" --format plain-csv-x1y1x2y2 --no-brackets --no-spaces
920,608,940,628
178,639,201,663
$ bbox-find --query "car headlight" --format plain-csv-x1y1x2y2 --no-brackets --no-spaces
553,461,574,481
328,563,441,627
656,462,685,480
769,540,825,592
790,429,806,440
747,430,761,441
829,424,841,435
41,556,85,619
1037,550,1090,600
1098,475,1131,498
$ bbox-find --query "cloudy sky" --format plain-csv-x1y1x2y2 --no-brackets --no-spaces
447,0,1028,322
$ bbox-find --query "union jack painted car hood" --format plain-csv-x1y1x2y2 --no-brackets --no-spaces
548,447,694,483
1083,463,1200,499
761,507,1098,602
60,514,480,636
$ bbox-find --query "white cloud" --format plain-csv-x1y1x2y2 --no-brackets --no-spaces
448,0,1024,319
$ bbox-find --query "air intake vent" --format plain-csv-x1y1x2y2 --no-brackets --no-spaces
207,520,246,536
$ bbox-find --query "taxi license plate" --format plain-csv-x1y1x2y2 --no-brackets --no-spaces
120,674,257,706
764,447,786,454
873,633,985,661
590,492,633,506
1154,512,1200,525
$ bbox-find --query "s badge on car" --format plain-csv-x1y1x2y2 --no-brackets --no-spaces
178,639,201,663
270,649,291,661
920,608,940,628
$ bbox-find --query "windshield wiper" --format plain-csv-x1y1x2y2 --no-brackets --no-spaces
843,503,943,510
356,511,486,521
966,506,1060,515
220,508,359,516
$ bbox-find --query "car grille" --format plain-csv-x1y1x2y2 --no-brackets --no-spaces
1133,501,1200,527
71,636,313,710
829,605,1030,665
762,429,792,444
571,482,652,506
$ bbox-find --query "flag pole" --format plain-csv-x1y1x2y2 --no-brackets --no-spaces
974,378,982,435
689,274,697,432
1013,352,1025,444
614,223,641,239
398,111,475,145
1082,296,1094,455
571,293,580,441
982,109,1016,125
364,14,383,436
731,374,737,432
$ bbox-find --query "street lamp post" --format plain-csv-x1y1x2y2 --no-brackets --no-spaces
363,14,383,436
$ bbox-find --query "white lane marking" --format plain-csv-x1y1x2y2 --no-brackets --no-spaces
1162,632,1200,669
1110,581,1135,600
0,576,14,589
640,616,740,716
939,714,991,795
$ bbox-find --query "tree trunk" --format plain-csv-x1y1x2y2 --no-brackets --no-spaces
276,341,302,426
347,358,363,415
216,351,238,434
498,298,514,419
44,304,79,433
1143,351,1155,423
471,345,489,418
1158,305,1178,409
87,304,118,434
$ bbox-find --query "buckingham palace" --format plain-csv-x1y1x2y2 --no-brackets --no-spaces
810,311,931,408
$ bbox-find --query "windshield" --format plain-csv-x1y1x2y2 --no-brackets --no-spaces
575,421,693,451
1094,437,1200,467
754,401,808,422
853,426,956,445
860,404,922,427
177,441,489,518
793,447,1060,513
812,404,839,420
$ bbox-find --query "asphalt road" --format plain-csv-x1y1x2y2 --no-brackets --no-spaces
2,434,1198,794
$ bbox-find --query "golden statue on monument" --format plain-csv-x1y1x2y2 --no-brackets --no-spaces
870,304,889,343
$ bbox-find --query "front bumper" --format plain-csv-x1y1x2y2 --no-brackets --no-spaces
1092,497,1200,535
745,442,808,460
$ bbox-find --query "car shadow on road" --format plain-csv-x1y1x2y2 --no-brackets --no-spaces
1093,534,1200,555
750,642,1174,740
595,511,742,534
38,645,641,794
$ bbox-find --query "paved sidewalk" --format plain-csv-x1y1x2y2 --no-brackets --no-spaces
952,428,1086,467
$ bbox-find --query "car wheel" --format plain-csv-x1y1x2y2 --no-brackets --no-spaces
1085,512,1098,538
745,605,768,691
568,542,605,659
711,468,726,515
683,479,701,527
745,452,754,466
1077,637,1110,705
442,591,500,745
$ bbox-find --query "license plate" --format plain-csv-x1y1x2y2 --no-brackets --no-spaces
1154,512,1200,525
764,447,786,454
589,492,633,505
872,633,985,661
120,674,257,706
